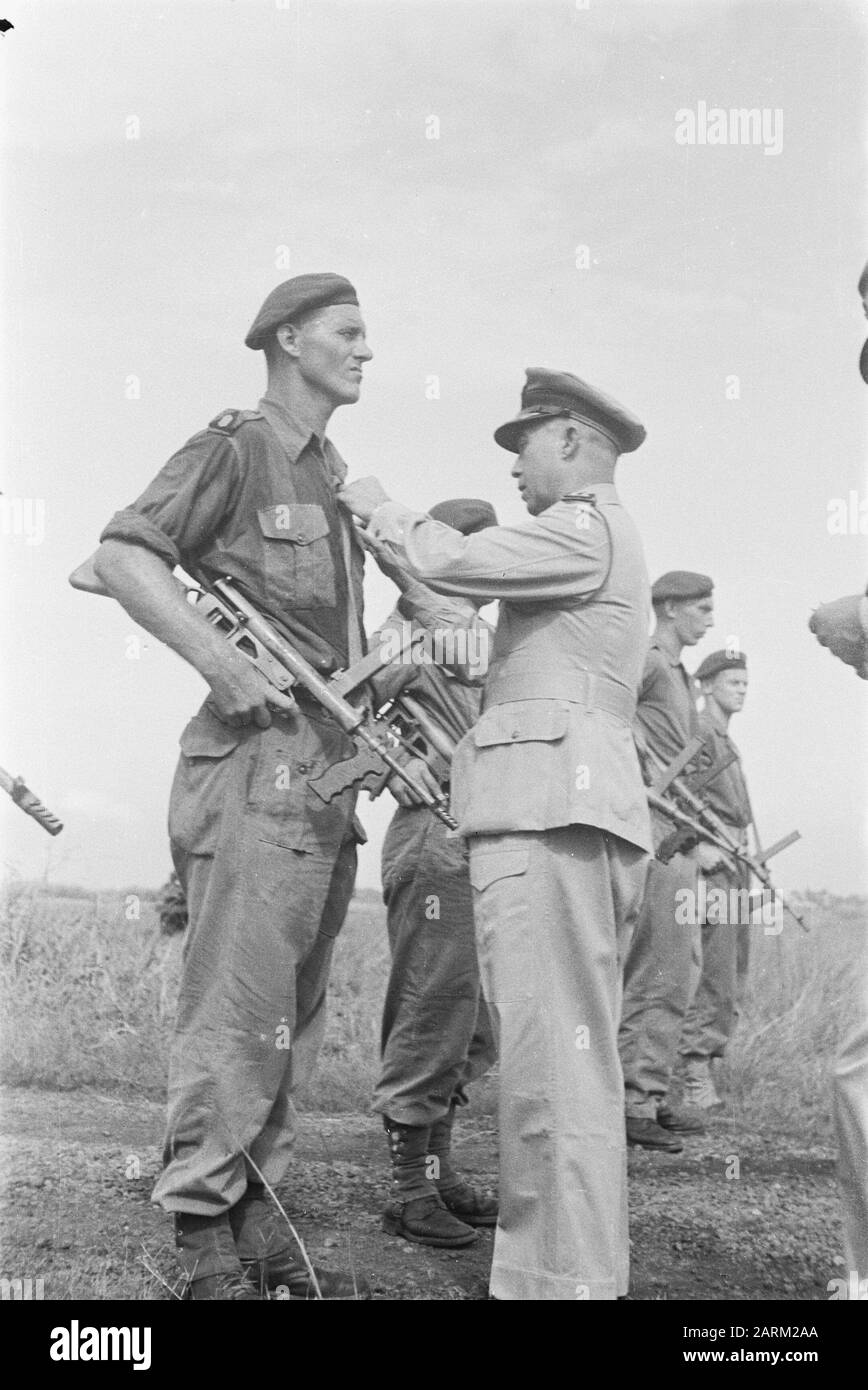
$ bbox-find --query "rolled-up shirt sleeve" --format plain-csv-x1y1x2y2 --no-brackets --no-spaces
99,432,241,570
368,500,610,604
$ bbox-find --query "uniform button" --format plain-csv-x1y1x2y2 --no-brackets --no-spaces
511,730,520,739
297,763,309,774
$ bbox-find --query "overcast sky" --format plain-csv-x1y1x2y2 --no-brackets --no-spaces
1,0,866,895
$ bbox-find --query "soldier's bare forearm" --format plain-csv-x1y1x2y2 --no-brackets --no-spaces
92,540,237,682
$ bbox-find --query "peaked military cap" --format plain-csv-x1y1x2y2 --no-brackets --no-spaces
695,649,747,681
428,498,498,535
651,571,714,604
245,273,359,350
493,368,646,455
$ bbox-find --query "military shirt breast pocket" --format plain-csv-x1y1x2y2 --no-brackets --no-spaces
257,503,336,610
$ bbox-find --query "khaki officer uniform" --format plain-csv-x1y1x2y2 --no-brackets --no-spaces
366,372,652,1300
101,397,367,1216
619,581,709,1122
680,683,754,1070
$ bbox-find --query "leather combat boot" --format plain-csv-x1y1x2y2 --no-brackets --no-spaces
229,1183,371,1300
427,1102,498,1227
174,1211,263,1300
681,1058,723,1111
656,1100,706,1134
381,1117,477,1248
625,1116,684,1154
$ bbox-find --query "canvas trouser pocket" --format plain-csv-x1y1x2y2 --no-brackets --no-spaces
168,708,242,855
169,703,359,859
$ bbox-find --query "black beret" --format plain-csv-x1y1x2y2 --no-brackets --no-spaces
428,498,498,535
651,571,714,603
493,367,646,455
245,273,359,350
695,649,747,681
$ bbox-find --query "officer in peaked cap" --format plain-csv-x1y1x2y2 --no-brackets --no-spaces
493,367,647,456
84,274,373,1300
339,367,653,1300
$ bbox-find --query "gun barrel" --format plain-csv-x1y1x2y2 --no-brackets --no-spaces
655,778,807,931
647,789,734,856
355,722,458,830
0,765,63,836
668,774,806,925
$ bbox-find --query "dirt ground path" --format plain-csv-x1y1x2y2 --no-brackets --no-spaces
0,1087,844,1301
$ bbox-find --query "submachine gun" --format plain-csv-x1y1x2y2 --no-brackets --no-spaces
647,735,806,931
183,575,460,830
69,553,461,830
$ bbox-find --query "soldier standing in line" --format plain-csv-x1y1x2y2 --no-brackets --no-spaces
84,274,375,1300
340,368,653,1301
367,498,499,1249
678,648,754,1110
618,570,715,1154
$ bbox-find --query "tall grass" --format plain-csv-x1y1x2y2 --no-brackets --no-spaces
724,897,865,1137
0,879,863,1138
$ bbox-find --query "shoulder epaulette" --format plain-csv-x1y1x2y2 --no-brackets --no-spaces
207,408,263,436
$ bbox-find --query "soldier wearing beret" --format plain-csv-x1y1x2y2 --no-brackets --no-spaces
87,275,374,1299
340,368,652,1300
366,498,498,1249
678,649,754,1109
618,569,715,1153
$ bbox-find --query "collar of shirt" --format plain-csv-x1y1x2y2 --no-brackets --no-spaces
258,392,322,461
550,482,620,509
258,393,350,488
649,635,688,669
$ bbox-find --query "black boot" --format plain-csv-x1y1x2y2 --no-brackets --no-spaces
174,1211,263,1300
427,1102,498,1228
229,1183,371,1299
382,1117,477,1248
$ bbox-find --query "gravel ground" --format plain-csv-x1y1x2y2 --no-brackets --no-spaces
0,1086,844,1301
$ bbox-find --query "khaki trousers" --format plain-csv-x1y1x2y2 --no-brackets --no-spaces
152,709,358,1216
619,849,700,1117
680,862,751,1063
469,825,647,1301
